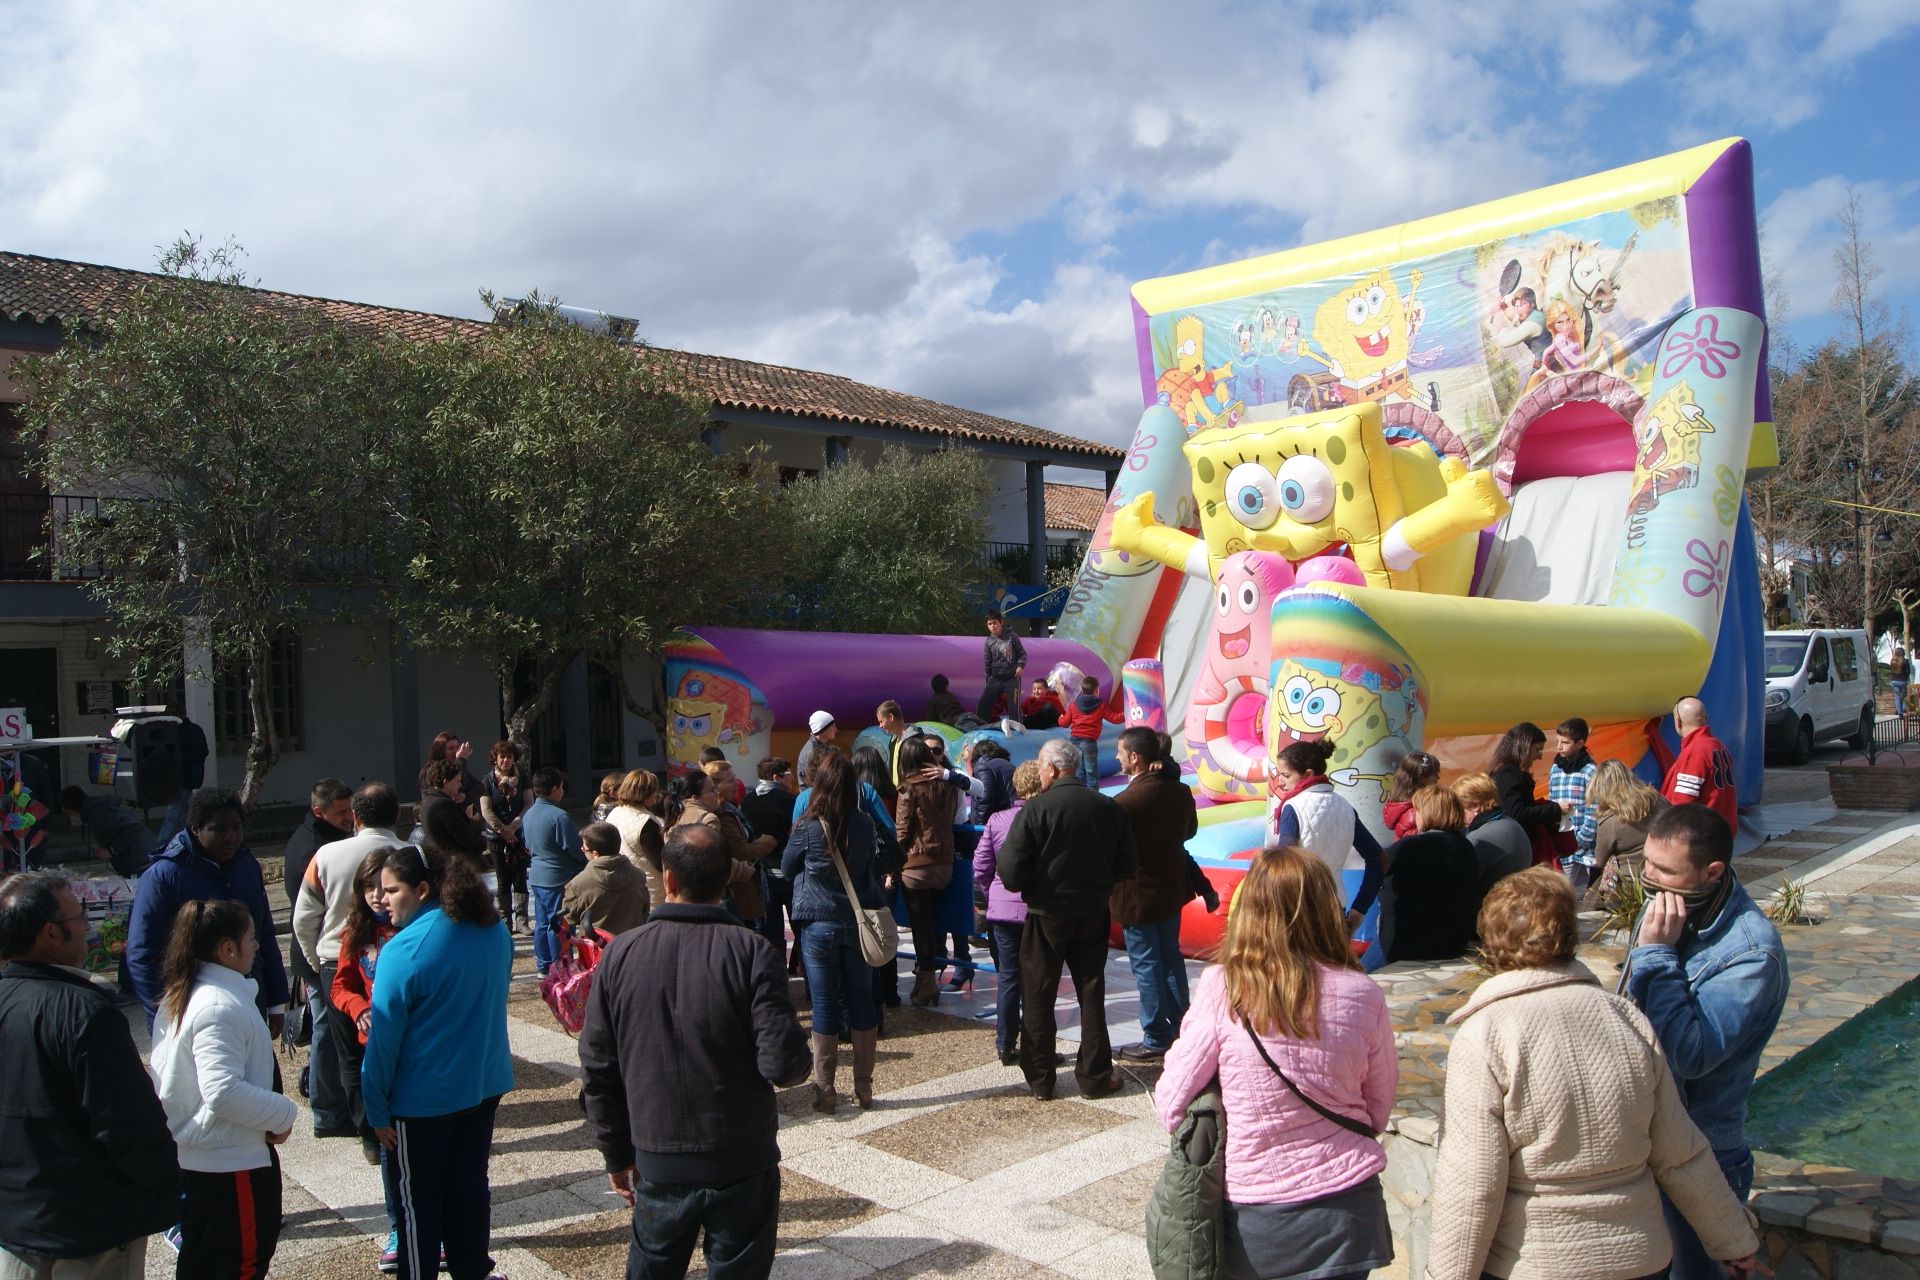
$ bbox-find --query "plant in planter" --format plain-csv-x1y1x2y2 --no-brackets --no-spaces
1827,745,1920,811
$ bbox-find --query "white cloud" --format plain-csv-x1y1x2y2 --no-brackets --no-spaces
1760,177,1920,325
1683,0,1920,127
0,0,1910,450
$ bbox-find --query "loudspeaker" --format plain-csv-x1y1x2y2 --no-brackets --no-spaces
117,719,184,809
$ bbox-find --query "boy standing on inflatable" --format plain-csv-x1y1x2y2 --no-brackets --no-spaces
980,611,1028,721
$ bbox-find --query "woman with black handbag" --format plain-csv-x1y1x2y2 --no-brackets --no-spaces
782,751,887,1114
1152,846,1398,1280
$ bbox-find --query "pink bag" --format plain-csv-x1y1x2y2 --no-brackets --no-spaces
539,922,609,1035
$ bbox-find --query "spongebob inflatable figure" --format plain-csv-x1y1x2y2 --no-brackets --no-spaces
1296,267,1424,405
1268,655,1419,777
664,669,759,766
1109,401,1509,596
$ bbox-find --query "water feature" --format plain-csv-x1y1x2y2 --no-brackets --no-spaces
1747,977,1920,1180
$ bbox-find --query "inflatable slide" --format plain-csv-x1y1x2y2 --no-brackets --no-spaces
657,140,1771,963
1058,138,1772,951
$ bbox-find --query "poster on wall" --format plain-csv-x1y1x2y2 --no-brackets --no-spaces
1141,199,1693,467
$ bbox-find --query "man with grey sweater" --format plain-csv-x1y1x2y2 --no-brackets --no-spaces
291,782,403,1137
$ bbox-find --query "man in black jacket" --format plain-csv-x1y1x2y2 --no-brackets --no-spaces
578,823,809,1280
999,738,1138,1102
280,778,354,1118
0,872,178,1276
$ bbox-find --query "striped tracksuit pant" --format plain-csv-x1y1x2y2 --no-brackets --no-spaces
380,1097,501,1280
178,1154,282,1279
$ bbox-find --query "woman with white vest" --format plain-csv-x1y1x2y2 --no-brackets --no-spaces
1268,739,1384,930
150,898,298,1278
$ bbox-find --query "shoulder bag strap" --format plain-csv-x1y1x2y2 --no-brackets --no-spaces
1240,1020,1379,1138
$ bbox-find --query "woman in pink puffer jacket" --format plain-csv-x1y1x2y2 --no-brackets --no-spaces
1154,846,1398,1280
972,761,1041,1067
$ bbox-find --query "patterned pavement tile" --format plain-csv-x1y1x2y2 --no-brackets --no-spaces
1047,1159,1159,1236
864,1240,1041,1280
861,1093,1130,1180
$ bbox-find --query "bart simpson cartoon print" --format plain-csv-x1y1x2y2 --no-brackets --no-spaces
1298,267,1424,405
1156,314,1241,431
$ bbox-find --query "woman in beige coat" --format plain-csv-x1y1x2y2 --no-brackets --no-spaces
606,769,667,907
1426,868,1763,1280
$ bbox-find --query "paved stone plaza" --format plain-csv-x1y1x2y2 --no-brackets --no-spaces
111,798,1920,1279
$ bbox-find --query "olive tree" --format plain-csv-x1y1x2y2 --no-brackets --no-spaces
19,238,393,807
378,297,780,754
768,444,991,634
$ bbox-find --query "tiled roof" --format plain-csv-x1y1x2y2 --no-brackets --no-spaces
1045,482,1108,531
0,251,478,344
0,252,1121,462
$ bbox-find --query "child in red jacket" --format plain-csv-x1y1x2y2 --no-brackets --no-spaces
1020,678,1064,730
1381,751,1440,840
329,849,401,1267
1062,676,1108,787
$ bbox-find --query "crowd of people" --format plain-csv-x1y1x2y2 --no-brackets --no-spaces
0,615,1786,1280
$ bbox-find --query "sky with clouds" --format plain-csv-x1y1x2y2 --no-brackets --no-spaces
3,0,1916,473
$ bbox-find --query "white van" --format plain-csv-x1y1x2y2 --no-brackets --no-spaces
1764,629,1875,763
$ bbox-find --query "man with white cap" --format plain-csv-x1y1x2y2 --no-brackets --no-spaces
797,712,838,788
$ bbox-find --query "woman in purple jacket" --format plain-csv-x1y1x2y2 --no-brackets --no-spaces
970,761,1042,1067
1154,846,1398,1280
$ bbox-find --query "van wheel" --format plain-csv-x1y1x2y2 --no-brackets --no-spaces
1791,717,1814,765
1850,707,1873,750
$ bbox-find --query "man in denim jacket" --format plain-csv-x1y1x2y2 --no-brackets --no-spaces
1622,803,1788,1280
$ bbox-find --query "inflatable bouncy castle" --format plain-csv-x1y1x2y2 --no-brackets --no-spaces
659,140,1770,964
1054,138,1771,953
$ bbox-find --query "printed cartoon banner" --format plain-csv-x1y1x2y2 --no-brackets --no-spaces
1141,200,1693,467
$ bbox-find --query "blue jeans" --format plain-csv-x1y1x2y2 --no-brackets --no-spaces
1662,1145,1753,1280
308,964,351,1131
799,921,877,1036
1073,737,1099,788
627,1167,779,1280
990,919,1024,1057
1122,916,1189,1051
530,884,566,975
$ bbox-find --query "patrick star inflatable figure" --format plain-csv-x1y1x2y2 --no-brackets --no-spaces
1186,551,1363,800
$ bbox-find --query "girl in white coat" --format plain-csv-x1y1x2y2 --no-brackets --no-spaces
1267,738,1385,931
150,899,297,1279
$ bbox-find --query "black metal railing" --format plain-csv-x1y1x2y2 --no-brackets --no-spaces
0,490,375,584
1864,712,1920,764
977,540,1081,581
0,492,105,580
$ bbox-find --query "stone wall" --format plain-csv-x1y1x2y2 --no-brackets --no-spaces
1372,903,1920,1277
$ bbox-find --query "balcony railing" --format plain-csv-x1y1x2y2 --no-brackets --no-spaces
1,492,104,580
0,490,375,584
977,540,1082,581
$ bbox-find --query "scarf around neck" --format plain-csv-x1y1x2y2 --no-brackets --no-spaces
1619,871,1737,990
1274,773,1332,808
